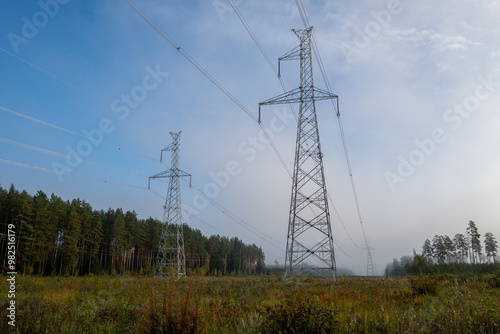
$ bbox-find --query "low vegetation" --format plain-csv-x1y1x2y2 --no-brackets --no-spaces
1,274,499,333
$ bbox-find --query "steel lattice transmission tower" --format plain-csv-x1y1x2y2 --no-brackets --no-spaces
259,27,338,280
149,131,191,276
366,247,375,276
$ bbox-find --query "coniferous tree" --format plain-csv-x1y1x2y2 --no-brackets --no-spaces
484,232,498,263
17,189,34,274
63,201,81,275
432,235,446,264
422,239,433,262
88,211,103,274
467,220,481,264
49,193,66,275
112,208,125,274
453,233,468,263
442,235,454,263
0,185,267,277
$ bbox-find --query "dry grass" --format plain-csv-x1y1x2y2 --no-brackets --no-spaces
1,275,499,333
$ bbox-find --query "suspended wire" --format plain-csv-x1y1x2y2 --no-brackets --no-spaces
259,128,292,177
0,137,151,179
0,105,158,162
277,0,293,31
337,104,370,248
0,50,162,164
302,195,357,259
123,0,257,122
0,158,146,190
295,0,331,103
333,241,358,260
226,0,298,125
227,0,278,76
122,0,293,179
295,0,371,251
183,208,229,238
147,188,167,201
190,187,286,251
227,0,359,258
1,153,282,258
0,47,104,102
0,134,285,257
151,193,284,260
185,209,284,259
1,150,282,260
327,192,364,250
183,181,286,252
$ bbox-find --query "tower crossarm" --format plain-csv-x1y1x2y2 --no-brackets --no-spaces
278,45,301,77
279,45,301,62
148,170,191,189
258,87,337,122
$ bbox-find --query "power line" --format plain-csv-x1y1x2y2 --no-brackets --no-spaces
185,182,286,252
0,139,286,256
0,105,158,162
187,210,284,261
277,0,293,31
226,1,363,262
0,137,151,179
0,47,104,102
122,0,293,178
294,0,374,273
0,147,282,261
227,0,298,124
228,3,358,262
183,208,229,237
227,0,278,76
327,192,364,250
123,0,257,123
0,158,145,190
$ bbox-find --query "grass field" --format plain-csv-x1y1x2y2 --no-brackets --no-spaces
1,274,499,333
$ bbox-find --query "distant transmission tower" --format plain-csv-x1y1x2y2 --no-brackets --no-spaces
259,27,337,280
149,131,191,276
366,247,375,276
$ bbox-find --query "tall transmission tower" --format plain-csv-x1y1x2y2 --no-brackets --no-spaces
149,131,191,276
259,27,338,280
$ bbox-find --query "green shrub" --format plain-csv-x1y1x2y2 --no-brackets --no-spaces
483,273,500,288
409,275,441,296
260,294,338,334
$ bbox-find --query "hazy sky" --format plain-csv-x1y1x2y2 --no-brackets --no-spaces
1,0,500,275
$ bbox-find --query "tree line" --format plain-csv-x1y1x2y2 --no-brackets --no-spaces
420,220,498,264
0,184,265,276
387,220,498,276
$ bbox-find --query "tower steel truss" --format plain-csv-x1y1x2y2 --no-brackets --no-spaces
259,27,337,280
149,131,191,276
366,247,375,276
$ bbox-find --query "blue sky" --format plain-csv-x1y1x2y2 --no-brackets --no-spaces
1,0,500,274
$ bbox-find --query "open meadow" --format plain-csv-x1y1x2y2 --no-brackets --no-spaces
1,274,500,333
